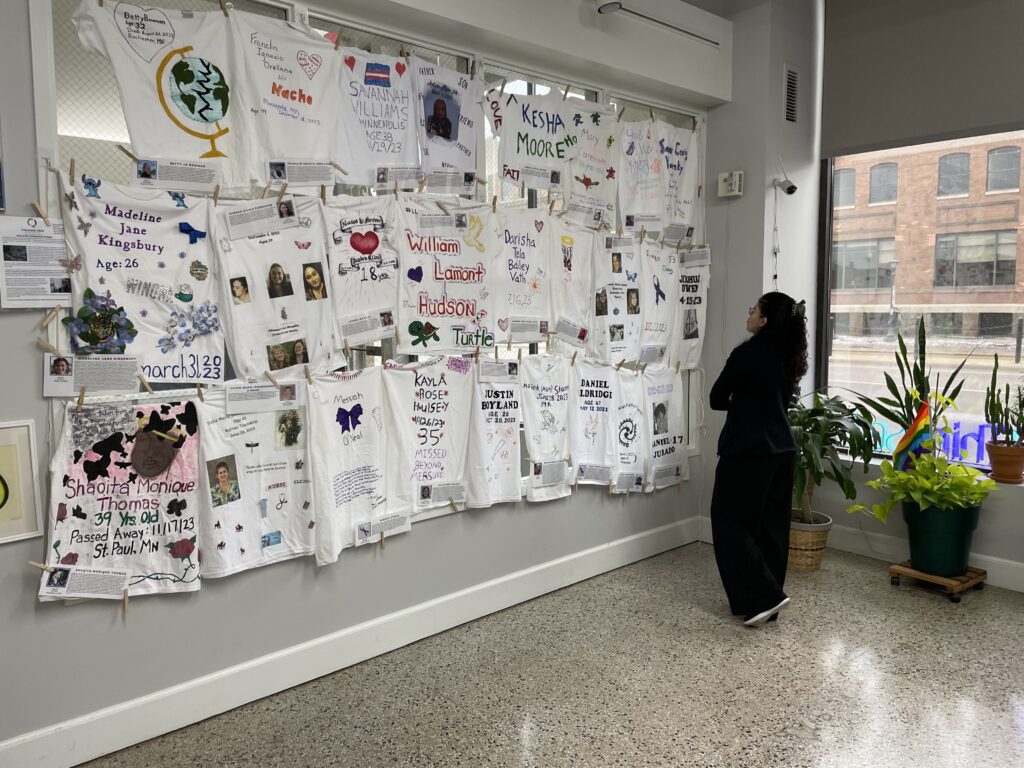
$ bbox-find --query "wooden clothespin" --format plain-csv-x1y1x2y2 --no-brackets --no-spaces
640,363,648,374
394,326,401,345
319,185,326,205
343,339,351,358
393,181,399,197
217,0,228,15
264,370,279,387
474,176,486,186
491,195,497,213
562,83,572,100
545,333,552,352
418,176,427,193
379,530,385,550
639,227,646,244
518,347,523,364
494,344,499,362
304,364,312,384
212,184,220,206
260,181,272,199
570,350,577,366
649,108,656,121
40,305,62,328
29,560,55,573
276,182,288,202
69,158,75,186
436,201,450,216
474,346,480,363
334,28,344,51
499,78,507,97
608,481,614,495
196,383,205,402
31,201,50,227
450,499,459,513
116,144,139,162
548,197,556,215
506,336,512,352
675,360,681,373
470,60,476,79
616,359,626,371
76,387,86,412
616,107,626,122
36,336,58,355
330,160,348,176
137,373,154,394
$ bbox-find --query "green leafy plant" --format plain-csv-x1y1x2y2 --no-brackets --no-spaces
983,354,1024,447
849,440,996,523
789,394,878,525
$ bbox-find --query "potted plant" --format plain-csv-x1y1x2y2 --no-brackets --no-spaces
788,394,877,571
983,354,1024,484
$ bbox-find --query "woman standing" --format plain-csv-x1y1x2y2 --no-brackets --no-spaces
709,292,807,626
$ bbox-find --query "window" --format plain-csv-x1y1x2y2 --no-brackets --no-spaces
987,146,1020,192
938,153,970,197
869,162,898,204
831,238,896,289
833,168,855,208
930,313,963,336
980,313,1014,337
934,231,1017,287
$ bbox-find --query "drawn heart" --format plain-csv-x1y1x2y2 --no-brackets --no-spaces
115,4,175,62
296,50,323,80
498,318,509,332
407,266,423,283
350,231,380,255
534,220,544,233
344,55,356,71
395,61,407,77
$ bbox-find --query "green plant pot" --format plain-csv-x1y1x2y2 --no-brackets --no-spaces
902,501,980,577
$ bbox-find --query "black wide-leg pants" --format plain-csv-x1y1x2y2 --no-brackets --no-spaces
710,452,796,616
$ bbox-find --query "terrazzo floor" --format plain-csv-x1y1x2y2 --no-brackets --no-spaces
83,543,1024,768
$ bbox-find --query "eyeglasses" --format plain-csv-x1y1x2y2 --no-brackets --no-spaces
748,305,758,316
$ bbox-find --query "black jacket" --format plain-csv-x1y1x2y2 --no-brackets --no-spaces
710,335,796,456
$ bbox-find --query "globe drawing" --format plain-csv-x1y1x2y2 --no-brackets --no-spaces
156,45,231,158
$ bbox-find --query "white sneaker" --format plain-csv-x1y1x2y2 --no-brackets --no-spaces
743,596,790,626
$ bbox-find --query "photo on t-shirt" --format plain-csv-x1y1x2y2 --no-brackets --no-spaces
609,324,624,342
595,289,609,317
267,263,294,299
269,162,287,181
379,310,395,328
266,338,309,370
276,199,296,219
136,160,158,180
424,85,460,142
302,262,329,302
230,276,251,305
684,308,699,339
626,288,640,315
275,410,305,450
652,402,668,436
208,455,242,508
611,252,622,273
50,277,72,294
278,384,296,402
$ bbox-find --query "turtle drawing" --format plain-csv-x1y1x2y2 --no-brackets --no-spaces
409,320,440,347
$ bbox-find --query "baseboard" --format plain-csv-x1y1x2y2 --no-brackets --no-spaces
698,515,1024,593
1,517,700,768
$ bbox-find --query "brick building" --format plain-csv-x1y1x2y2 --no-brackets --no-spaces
830,132,1024,341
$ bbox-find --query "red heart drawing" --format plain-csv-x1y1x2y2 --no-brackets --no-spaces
296,50,322,80
350,231,380,255
395,61,406,77
344,55,356,71
534,220,544,233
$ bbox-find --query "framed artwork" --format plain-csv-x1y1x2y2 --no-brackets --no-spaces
0,419,43,544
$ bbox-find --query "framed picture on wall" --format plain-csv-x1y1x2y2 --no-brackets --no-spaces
0,419,43,544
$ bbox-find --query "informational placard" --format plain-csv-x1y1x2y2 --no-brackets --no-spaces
38,565,130,600
479,360,519,382
130,158,219,193
354,512,408,546
225,380,305,414
225,196,300,240
42,353,141,398
265,160,336,186
0,217,70,309
416,480,466,510
531,459,567,488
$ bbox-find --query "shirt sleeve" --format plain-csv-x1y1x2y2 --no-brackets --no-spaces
73,0,110,57
709,346,744,411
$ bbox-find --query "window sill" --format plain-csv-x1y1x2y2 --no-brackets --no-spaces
937,193,969,200
985,188,1020,195
868,201,896,207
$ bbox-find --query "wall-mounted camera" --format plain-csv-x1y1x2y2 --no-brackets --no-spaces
774,177,797,195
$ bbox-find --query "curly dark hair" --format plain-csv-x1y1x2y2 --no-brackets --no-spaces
753,291,808,387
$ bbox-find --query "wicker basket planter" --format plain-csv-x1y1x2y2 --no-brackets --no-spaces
788,511,833,572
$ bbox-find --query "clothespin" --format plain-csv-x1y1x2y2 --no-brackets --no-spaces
639,227,646,244
379,530,385,550
450,499,459,513
474,177,486,186
548,197,556,215
640,363,648,374
196,383,205,402
31,201,50,227
616,107,626,122
212,184,220,206
76,387,86,412
418,176,427,193
36,336,58,355
570,350,577,366
436,201,450,216
29,560,55,573
343,339,351,358
675,360,681,373
517,347,523,364
491,195,497,213
394,326,402,344
277,182,288,202
304,364,312,384
330,161,348,176
334,28,344,51
499,78,507,97
264,370,279,387
69,158,75,186
649,108,656,121
494,344,499,362
474,346,480,363
260,181,272,199
506,336,512,351
608,481,614,495
40,305,61,328
470,60,476,79
116,144,139,162
616,359,626,371
218,0,228,16
545,333,552,352
562,83,572,100
647,109,655,139
393,181,399,197
137,373,154,394
320,185,326,205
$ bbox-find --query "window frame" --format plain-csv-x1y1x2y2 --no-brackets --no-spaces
933,229,1017,289
986,146,1021,193
937,152,970,198
868,162,898,205
832,168,855,209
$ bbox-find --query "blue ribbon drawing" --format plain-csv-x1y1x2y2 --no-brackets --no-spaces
654,276,666,305
179,222,207,244
336,403,363,433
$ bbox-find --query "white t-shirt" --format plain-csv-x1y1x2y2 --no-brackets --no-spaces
73,0,249,188
613,368,649,493
213,196,339,380
638,241,680,365
589,235,641,364
495,209,551,343
382,355,474,517
231,12,342,185
569,360,619,485
490,90,573,189
547,217,595,348
619,120,667,233
657,123,699,240
40,402,202,599
195,387,313,577
673,259,710,371
466,366,523,508
308,368,393,563
521,354,572,502
322,195,400,345
336,48,420,186
644,365,689,490
60,176,225,383
560,104,619,229
412,56,480,173
395,204,502,355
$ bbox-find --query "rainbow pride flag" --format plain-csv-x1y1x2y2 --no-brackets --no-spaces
893,402,931,470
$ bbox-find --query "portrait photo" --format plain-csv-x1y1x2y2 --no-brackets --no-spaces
230,276,251,305
276,198,295,219
135,160,158,180
49,356,72,377
302,262,328,302
683,308,699,340
379,311,395,328
267,263,294,299
207,455,241,508
276,409,305,450
595,288,608,317
279,384,296,402
269,162,287,180
611,252,622,274
626,288,640,315
609,324,624,342
49,277,71,294
652,402,668,436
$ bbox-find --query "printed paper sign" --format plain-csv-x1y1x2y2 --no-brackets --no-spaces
42,354,141,398
39,565,130,600
354,512,409,546
478,360,520,382
532,460,567,488
130,158,219,193
265,160,336,186
416,481,466,510
225,381,305,414
225,196,300,240
0,216,71,309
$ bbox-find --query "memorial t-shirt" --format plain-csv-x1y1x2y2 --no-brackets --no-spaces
673,256,710,371
638,241,680,365
382,355,474,517
213,196,339,380
489,90,573,190
60,176,225,384
322,194,400,346
589,235,641,364
547,217,595,348
195,387,313,577
619,120,667,233
336,48,420,186
40,402,202,599
644,365,689,490
466,365,523,508
232,11,342,185
73,0,249,188
495,209,551,343
613,368,648,493
656,123,700,241
560,103,619,228
308,368,393,563
569,360,619,485
411,56,480,174
521,354,572,502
